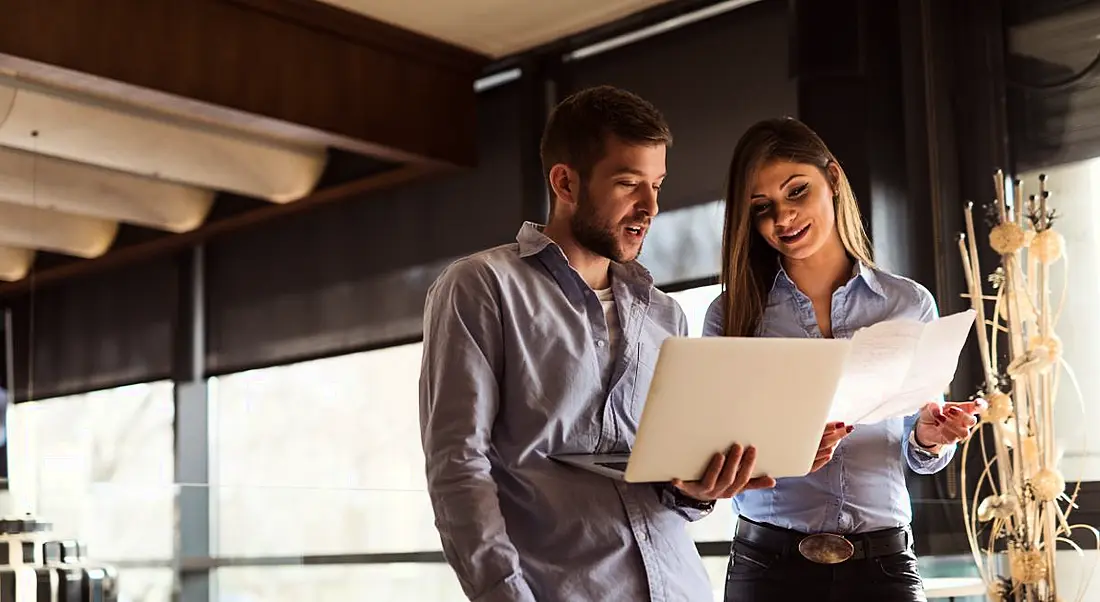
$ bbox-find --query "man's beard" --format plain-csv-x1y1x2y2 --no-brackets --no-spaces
569,186,642,264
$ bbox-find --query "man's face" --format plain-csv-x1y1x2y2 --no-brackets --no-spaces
570,137,666,264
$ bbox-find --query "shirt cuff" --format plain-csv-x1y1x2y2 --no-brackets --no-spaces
908,428,947,459
658,485,716,521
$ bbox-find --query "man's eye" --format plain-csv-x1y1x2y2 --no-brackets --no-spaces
618,181,638,188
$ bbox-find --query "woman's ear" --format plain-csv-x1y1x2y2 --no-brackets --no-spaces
826,161,842,199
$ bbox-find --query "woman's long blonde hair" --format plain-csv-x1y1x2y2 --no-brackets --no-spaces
719,117,874,337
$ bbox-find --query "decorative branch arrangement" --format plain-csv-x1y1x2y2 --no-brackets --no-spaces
958,171,1098,602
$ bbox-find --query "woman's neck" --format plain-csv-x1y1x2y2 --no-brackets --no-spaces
782,236,854,301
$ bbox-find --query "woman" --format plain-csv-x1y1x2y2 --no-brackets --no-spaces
704,117,982,602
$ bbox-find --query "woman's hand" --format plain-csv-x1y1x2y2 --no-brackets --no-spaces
673,443,776,501
810,421,853,472
914,400,985,449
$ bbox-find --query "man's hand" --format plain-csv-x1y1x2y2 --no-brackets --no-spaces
811,422,853,472
672,444,776,502
914,400,985,449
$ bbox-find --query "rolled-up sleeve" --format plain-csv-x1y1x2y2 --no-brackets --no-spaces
419,258,536,602
902,283,957,474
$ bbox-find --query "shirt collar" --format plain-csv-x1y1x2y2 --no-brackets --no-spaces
771,257,886,298
517,221,554,258
854,261,886,298
515,221,654,291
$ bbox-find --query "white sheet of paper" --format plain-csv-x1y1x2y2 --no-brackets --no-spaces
827,310,976,425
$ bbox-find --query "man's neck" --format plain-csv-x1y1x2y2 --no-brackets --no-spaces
782,237,854,301
542,220,612,290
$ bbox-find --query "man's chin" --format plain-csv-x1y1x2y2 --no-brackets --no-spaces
613,244,643,264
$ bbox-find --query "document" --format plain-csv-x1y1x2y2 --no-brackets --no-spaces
827,310,977,425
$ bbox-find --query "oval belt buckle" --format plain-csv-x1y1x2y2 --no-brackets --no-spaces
797,533,854,564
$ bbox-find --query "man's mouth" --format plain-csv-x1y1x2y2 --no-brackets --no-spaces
624,225,646,238
778,223,810,244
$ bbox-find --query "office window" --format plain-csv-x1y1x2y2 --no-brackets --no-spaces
217,565,466,602
211,343,440,558
1019,160,1100,483
3,381,175,564
210,282,731,600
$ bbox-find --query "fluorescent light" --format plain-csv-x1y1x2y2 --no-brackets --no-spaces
567,0,761,61
475,68,522,92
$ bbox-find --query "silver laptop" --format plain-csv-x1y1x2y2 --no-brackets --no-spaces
552,336,853,483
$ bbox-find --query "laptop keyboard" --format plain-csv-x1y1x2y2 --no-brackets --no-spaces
596,461,630,472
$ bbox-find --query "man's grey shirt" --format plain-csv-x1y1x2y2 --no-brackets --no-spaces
419,222,713,602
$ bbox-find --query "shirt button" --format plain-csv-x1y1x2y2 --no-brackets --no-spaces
638,532,648,542
596,340,606,348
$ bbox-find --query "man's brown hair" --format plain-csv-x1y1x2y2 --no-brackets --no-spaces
539,85,672,214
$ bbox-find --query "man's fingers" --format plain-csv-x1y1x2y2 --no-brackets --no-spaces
699,452,724,492
673,479,707,499
744,476,776,490
729,446,758,494
721,474,774,497
713,444,745,492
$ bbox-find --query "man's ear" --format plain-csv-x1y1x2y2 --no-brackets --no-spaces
548,164,579,208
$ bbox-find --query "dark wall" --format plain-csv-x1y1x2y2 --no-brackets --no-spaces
203,82,524,375
5,259,177,401
1004,1,1100,171
569,0,796,211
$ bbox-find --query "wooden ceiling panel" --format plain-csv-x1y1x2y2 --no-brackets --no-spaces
0,0,489,294
315,0,675,58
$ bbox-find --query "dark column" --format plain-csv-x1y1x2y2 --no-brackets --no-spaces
793,0,1016,557
898,0,1013,557
173,245,214,602
790,0,930,284
518,58,563,224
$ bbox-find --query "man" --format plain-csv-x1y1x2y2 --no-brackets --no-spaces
419,85,777,602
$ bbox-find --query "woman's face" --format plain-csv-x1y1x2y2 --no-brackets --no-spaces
748,160,838,261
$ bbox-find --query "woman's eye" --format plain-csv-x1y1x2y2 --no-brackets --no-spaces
789,184,809,198
751,202,771,215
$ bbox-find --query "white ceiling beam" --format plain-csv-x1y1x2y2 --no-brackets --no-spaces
0,202,118,258
0,245,34,282
0,146,215,233
0,81,327,203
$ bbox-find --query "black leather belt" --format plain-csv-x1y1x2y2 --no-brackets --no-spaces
734,517,911,565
